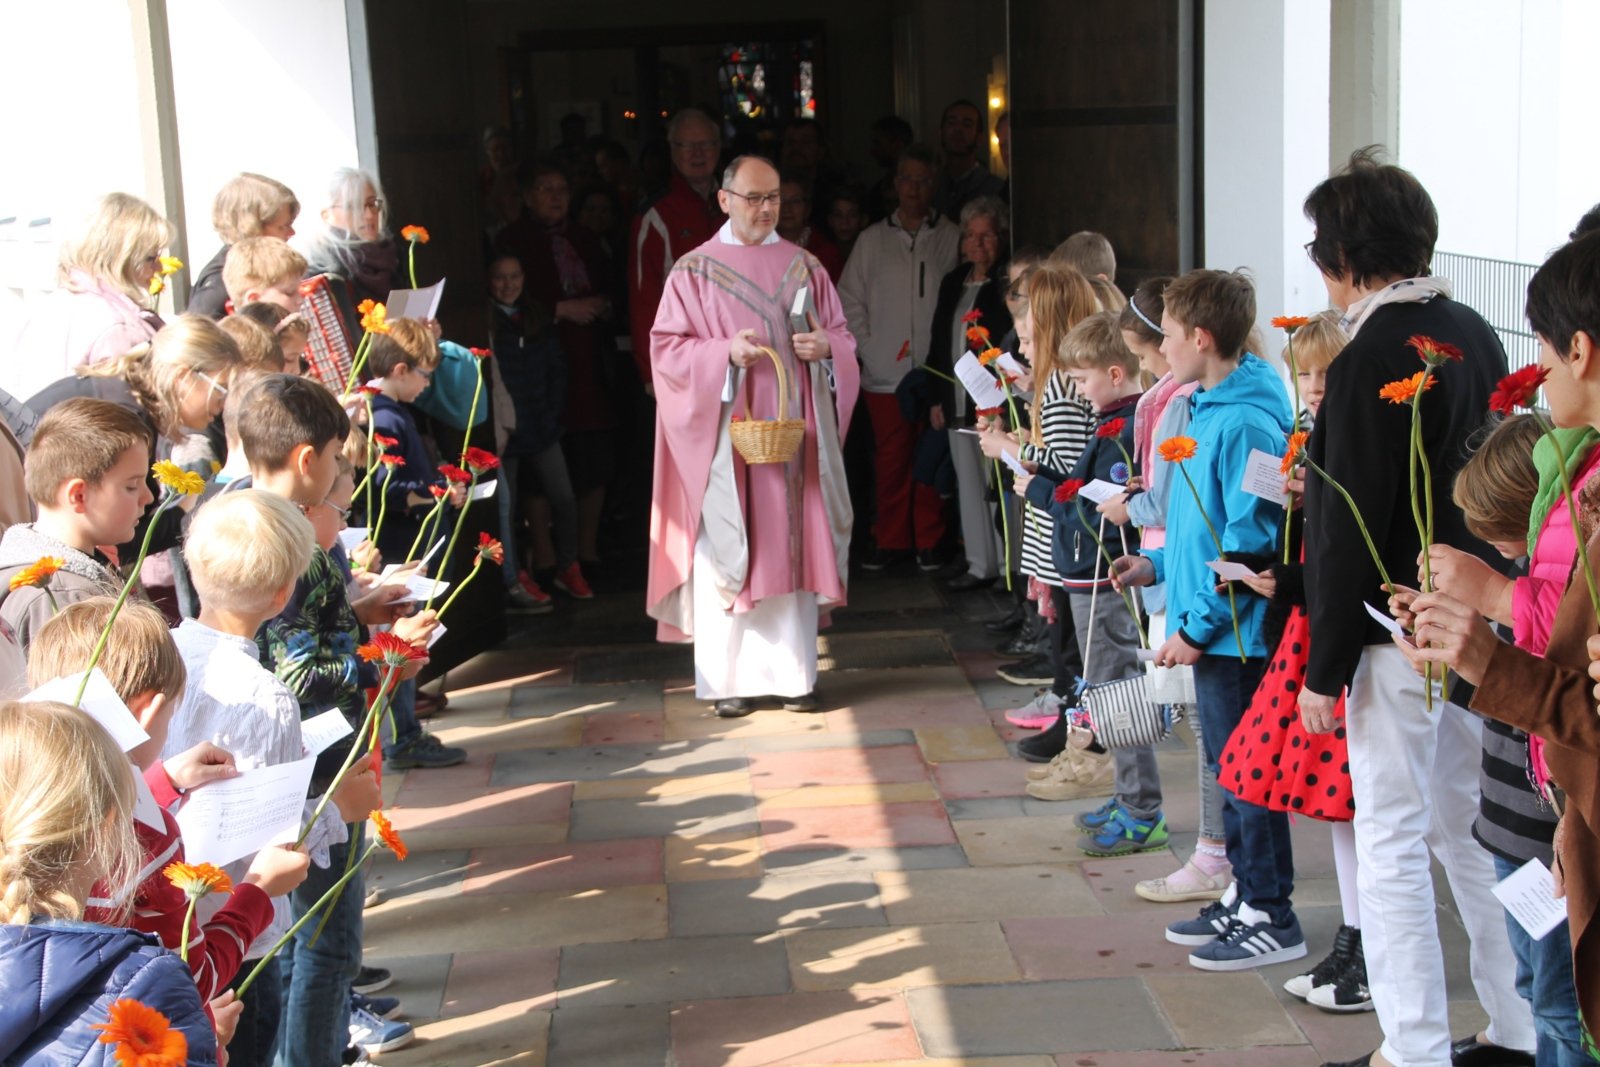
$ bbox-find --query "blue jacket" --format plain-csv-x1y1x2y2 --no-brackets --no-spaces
1023,393,1141,584
0,921,217,1066
368,394,445,562
1144,354,1291,657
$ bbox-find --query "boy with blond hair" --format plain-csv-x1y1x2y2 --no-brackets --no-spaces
221,236,307,314
165,489,379,1067
1113,269,1302,972
191,173,299,319
0,397,153,648
1051,231,1117,282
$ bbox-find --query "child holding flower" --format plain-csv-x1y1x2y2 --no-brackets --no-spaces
1110,268,1300,972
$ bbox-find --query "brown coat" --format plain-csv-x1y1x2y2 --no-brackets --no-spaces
1471,523,1600,1035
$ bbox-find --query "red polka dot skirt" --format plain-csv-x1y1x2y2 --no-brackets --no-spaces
1218,606,1354,822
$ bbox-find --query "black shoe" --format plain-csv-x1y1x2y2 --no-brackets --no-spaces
714,698,756,718
945,572,992,592
1283,923,1355,1000
1450,1037,1535,1066
983,608,1025,635
996,654,1052,686
353,965,393,995
994,632,1033,658
1318,1053,1373,1067
1017,712,1067,762
780,692,820,712
1307,929,1372,1013
861,547,912,572
916,548,953,572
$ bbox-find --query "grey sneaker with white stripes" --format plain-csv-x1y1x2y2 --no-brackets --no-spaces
1187,903,1307,971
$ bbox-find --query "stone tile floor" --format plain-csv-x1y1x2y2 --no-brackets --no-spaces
366,572,1491,1066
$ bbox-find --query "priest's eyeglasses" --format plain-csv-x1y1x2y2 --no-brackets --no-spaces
725,191,782,207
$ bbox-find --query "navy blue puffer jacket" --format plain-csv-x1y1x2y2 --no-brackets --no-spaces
0,921,216,1066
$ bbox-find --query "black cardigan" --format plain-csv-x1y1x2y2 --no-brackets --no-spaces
922,262,1012,423
1302,296,1508,695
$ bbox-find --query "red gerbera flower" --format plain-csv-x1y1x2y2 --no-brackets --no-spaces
378,454,404,467
1488,365,1550,415
960,309,984,324
468,346,492,359
1053,479,1084,504
1406,334,1465,366
476,532,505,565
372,434,399,450
1096,418,1127,439
437,464,471,485
428,485,447,499
357,631,426,667
462,447,500,474
895,340,910,362
975,406,1002,418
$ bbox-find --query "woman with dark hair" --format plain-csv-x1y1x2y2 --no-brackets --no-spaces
1296,148,1534,1067
494,161,613,583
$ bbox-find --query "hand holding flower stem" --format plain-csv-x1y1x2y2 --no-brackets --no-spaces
1160,437,1246,662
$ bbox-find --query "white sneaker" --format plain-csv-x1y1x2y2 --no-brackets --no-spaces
349,1002,414,1053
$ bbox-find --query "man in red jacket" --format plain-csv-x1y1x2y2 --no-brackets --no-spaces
629,108,725,393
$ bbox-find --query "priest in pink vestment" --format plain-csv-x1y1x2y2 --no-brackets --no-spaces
647,155,859,717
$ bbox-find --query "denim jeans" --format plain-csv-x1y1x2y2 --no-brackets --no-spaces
1192,654,1295,926
1064,584,1161,821
226,955,281,1067
277,827,364,1067
1493,854,1591,1066
381,677,422,757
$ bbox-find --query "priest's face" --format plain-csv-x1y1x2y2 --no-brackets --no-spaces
718,159,782,246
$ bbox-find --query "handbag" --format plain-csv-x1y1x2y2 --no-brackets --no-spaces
1077,518,1183,750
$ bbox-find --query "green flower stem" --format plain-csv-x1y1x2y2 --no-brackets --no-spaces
917,364,958,385
1408,369,1436,710
425,474,478,612
1299,456,1394,594
992,459,1011,593
235,838,381,998
1174,463,1246,662
1074,509,1148,647
407,242,418,289
343,332,374,396
73,493,177,706
458,360,485,461
350,398,377,509
179,898,196,964
369,465,393,548
436,557,484,618
404,495,450,563
295,665,398,848
1283,331,1302,564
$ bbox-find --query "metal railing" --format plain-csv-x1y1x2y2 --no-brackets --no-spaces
1430,250,1539,370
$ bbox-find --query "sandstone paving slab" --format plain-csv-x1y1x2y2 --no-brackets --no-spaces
557,933,791,1008
362,951,452,1020
669,872,886,937
433,712,584,751
489,738,748,786
955,817,1087,867
933,760,1033,800
764,844,970,877
1001,915,1198,980
391,748,494,792
570,790,761,841
747,744,933,791
812,1059,1054,1067
464,838,664,896
666,708,837,742
572,769,750,802
909,979,1176,1056
732,729,921,754
1143,974,1306,1049
761,800,957,852
580,709,665,745
363,883,666,956
366,847,469,906
441,946,561,1017
877,865,1100,924
508,681,663,719
545,1003,671,1067
394,820,569,853
826,701,994,733
915,725,1012,763
1050,1050,1322,1066
379,1005,550,1067
786,921,1023,991
1078,854,1194,916
664,830,765,882
757,782,940,810
670,989,922,1067
388,782,573,833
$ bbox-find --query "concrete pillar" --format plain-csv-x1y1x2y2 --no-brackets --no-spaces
1328,0,1401,167
128,0,189,304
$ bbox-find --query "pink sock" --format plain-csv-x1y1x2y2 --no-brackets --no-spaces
1191,846,1230,876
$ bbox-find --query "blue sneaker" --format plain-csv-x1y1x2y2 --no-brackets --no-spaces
1165,882,1240,945
349,997,413,1053
1073,799,1120,832
351,991,401,1021
1188,903,1307,971
1077,807,1169,857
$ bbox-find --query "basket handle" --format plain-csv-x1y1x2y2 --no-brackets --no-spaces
740,345,790,422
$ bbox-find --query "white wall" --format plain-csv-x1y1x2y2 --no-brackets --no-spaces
165,0,368,282
1399,0,1600,264
1202,0,1331,362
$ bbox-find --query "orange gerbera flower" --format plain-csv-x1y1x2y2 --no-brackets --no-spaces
357,299,376,316
360,302,390,335
162,861,233,900
372,434,399,450
370,809,409,860
1378,372,1437,405
8,557,62,592
978,347,1002,366
1271,315,1311,331
1158,436,1198,463
94,998,187,1067
965,325,990,346
400,225,430,245
1279,431,1310,475
378,454,405,467
358,631,426,667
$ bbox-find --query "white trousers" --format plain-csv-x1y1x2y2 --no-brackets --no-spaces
1346,645,1533,1067
949,428,1002,580
691,526,818,701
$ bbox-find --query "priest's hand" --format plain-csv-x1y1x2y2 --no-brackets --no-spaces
792,327,831,363
730,329,764,368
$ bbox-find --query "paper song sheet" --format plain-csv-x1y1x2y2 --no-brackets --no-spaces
300,709,354,757
1492,858,1568,940
996,352,1028,378
1363,601,1405,637
953,353,1007,410
337,527,369,553
24,669,150,753
1001,450,1029,477
384,279,445,322
470,479,498,501
1206,560,1257,582
1078,479,1124,505
1241,448,1290,504
176,756,316,867
392,575,449,604
427,622,448,649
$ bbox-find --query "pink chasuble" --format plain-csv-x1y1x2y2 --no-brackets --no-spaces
646,234,860,644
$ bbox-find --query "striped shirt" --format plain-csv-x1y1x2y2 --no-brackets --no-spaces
1019,372,1094,586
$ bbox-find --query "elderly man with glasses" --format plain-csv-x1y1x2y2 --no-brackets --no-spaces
629,108,727,394
646,155,859,718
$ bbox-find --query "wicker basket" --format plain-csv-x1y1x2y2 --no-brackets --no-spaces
729,346,805,464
